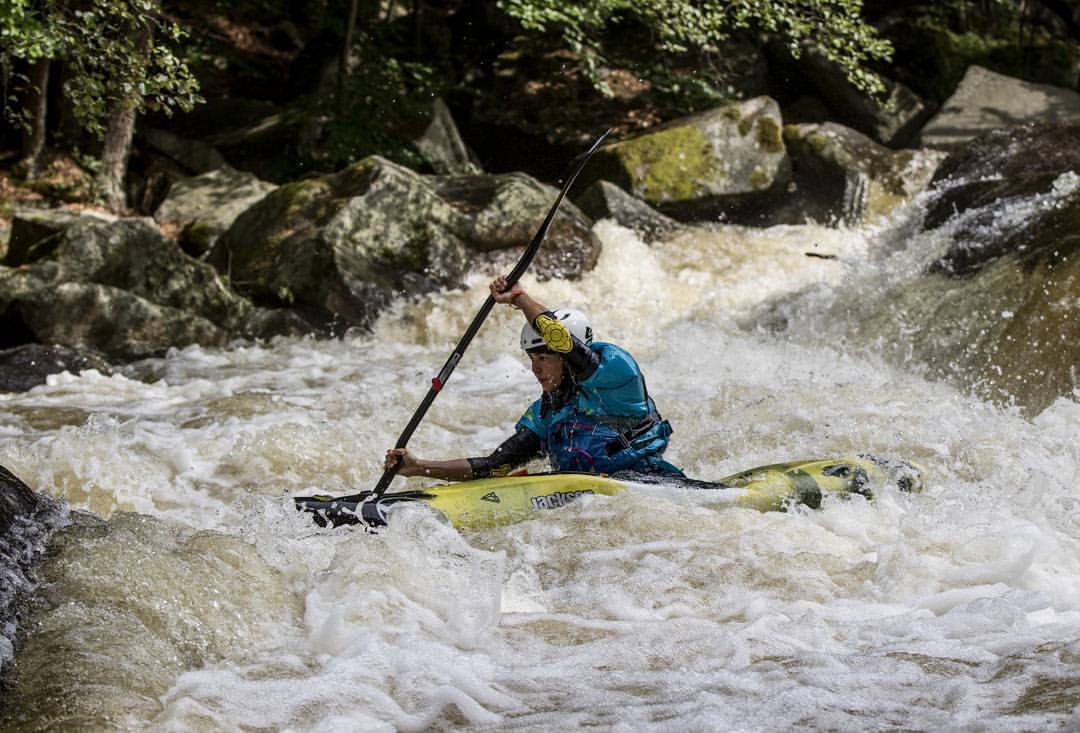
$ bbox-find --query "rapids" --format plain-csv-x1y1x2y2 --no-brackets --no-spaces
2,205,1080,730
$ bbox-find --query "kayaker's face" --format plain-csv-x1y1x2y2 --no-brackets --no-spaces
528,352,564,392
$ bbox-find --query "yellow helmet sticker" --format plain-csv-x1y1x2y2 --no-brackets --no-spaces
535,314,573,353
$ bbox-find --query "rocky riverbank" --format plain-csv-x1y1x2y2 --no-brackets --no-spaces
3,66,1079,409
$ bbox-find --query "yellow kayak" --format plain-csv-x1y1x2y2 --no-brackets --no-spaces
295,454,925,530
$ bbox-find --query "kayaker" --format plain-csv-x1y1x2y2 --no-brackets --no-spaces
385,276,683,481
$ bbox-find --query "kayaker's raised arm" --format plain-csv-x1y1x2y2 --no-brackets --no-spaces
491,276,599,379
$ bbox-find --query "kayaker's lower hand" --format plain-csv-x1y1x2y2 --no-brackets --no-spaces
385,448,421,476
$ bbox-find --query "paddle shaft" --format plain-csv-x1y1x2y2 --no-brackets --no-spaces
372,129,611,496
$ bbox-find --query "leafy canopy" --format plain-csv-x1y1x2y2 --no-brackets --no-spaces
497,0,893,99
1,0,201,135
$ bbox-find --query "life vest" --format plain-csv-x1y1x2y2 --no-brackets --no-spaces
516,342,682,476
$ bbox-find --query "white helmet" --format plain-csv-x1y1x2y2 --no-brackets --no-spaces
520,308,593,353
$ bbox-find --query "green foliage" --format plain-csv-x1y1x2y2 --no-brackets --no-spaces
497,0,893,100
1,0,54,128
302,55,448,171
883,1,1077,99
1,0,201,136
0,0,56,59
57,0,202,135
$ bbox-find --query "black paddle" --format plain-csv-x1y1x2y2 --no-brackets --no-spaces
371,129,612,497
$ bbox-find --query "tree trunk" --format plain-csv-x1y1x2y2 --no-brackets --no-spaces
337,0,361,111
97,97,137,212
97,26,151,212
20,59,50,179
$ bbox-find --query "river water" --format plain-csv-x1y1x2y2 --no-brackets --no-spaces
3,201,1080,731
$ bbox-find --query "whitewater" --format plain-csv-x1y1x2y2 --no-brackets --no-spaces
3,205,1080,731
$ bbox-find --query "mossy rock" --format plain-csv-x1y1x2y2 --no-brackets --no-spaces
213,156,600,330
581,97,790,212
154,166,277,258
784,122,945,225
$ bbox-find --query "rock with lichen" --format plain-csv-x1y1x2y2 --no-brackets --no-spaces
212,156,600,330
574,180,680,241
0,218,302,359
154,166,277,258
783,122,945,225
579,97,791,224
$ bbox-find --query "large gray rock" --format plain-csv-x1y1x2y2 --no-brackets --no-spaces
574,180,680,241
798,47,930,147
431,171,598,278
0,465,61,673
893,123,1080,413
764,41,930,147
141,127,227,174
784,122,946,225
6,208,117,267
918,66,1080,150
212,156,600,329
154,166,277,257
0,264,49,312
923,123,1080,275
0,465,49,540
0,218,299,358
581,97,790,223
18,282,228,358
46,218,251,329
412,99,482,175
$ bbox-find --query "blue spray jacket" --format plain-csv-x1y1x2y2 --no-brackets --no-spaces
516,342,682,476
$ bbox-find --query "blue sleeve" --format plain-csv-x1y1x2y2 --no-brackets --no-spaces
581,346,641,392
576,344,650,418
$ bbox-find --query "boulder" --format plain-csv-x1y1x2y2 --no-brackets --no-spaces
803,48,929,147
412,98,482,175
581,97,790,224
0,344,111,392
574,180,680,241
212,156,600,329
45,218,252,329
918,66,1080,150
431,172,599,279
0,464,60,672
783,122,946,225
17,282,228,358
895,123,1080,413
140,128,227,174
154,166,277,257
923,123,1080,274
766,41,931,147
0,465,48,538
6,208,117,267
0,264,51,323
0,218,300,358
